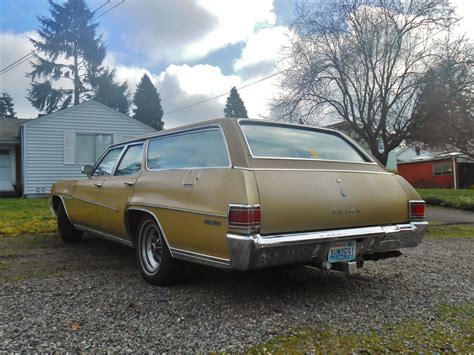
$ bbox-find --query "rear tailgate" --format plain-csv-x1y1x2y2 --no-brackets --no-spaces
255,169,408,235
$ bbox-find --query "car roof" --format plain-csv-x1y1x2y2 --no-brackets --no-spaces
110,117,343,148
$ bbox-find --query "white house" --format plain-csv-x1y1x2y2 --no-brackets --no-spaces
12,100,154,197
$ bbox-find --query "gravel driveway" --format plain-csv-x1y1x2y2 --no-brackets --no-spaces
0,234,473,352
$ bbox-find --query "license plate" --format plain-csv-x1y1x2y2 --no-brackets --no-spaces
328,241,356,263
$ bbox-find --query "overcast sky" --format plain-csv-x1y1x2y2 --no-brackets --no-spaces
0,0,472,128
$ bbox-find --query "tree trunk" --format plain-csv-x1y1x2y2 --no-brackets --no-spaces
73,44,80,106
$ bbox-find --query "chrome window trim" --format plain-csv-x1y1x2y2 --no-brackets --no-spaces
92,145,126,177
113,142,145,177
237,119,377,165
144,125,232,171
232,166,393,175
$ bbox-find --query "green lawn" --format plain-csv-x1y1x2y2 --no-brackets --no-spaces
0,198,57,236
249,304,474,353
426,224,474,239
417,189,474,211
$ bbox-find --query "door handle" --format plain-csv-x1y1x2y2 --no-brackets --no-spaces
94,183,103,188
123,182,134,187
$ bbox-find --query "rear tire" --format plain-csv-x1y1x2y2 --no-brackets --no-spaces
57,203,83,243
136,215,182,286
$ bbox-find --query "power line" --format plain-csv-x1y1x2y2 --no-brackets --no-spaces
0,0,124,75
163,68,289,116
162,26,452,117
94,0,124,20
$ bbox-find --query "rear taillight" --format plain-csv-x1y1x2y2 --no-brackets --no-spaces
409,200,426,219
228,204,261,234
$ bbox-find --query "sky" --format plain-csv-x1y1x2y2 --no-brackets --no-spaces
0,0,472,128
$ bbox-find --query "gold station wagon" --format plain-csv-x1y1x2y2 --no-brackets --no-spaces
50,119,427,285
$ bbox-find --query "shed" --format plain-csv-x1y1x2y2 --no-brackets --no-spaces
21,100,154,196
397,155,474,189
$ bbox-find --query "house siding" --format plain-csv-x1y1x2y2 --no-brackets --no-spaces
22,101,153,196
397,159,456,188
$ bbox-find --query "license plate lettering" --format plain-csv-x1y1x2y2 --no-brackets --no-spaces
328,241,356,263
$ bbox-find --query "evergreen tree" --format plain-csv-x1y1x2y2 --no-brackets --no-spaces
0,92,16,119
91,69,130,114
133,74,164,130
27,0,106,113
224,87,248,118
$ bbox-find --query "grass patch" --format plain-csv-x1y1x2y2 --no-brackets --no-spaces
417,189,474,211
426,224,474,239
0,198,56,236
249,304,474,352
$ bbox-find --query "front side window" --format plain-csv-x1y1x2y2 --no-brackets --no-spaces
239,121,369,163
93,147,123,176
116,144,144,176
147,129,230,170
76,134,113,164
433,162,452,176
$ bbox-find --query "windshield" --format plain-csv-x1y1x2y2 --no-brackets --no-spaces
239,121,369,163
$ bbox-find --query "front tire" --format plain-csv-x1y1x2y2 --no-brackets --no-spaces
136,216,181,286
57,203,83,243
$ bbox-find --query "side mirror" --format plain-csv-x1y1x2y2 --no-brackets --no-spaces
81,165,94,177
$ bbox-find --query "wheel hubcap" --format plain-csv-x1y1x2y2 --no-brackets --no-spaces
141,222,162,273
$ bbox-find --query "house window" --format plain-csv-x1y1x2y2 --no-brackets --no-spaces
75,134,113,164
433,162,452,176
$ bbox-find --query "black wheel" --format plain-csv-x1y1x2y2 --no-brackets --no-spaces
136,215,182,286
57,203,83,243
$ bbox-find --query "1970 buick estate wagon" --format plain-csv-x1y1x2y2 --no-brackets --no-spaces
50,119,427,285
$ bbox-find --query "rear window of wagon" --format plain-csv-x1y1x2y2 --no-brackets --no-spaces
239,121,370,163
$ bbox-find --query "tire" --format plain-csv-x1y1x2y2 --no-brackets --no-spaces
136,215,182,286
57,203,83,243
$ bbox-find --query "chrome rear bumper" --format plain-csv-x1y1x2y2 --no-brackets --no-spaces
227,221,428,271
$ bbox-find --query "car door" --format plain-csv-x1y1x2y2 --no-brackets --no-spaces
68,147,123,228
96,143,144,238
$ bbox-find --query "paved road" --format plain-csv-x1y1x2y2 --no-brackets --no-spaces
426,206,474,225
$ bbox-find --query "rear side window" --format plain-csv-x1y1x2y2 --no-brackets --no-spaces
115,144,144,176
239,121,369,163
147,129,230,170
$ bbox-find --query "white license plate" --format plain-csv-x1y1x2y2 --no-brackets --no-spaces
328,241,356,263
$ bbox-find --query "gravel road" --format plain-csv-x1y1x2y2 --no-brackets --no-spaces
0,234,473,352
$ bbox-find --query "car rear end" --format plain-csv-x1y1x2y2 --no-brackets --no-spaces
226,120,427,271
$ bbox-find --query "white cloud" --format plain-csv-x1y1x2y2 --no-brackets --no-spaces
234,26,291,80
155,64,241,127
118,0,276,63
0,31,39,118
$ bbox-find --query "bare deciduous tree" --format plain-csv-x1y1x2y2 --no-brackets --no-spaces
411,39,474,158
273,0,459,165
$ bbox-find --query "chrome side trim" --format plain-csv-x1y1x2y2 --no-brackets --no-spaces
170,247,231,268
50,194,73,221
70,195,119,212
128,202,227,218
232,167,392,175
124,207,174,253
74,224,134,248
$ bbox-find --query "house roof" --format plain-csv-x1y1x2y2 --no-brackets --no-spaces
21,100,155,131
0,119,31,144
